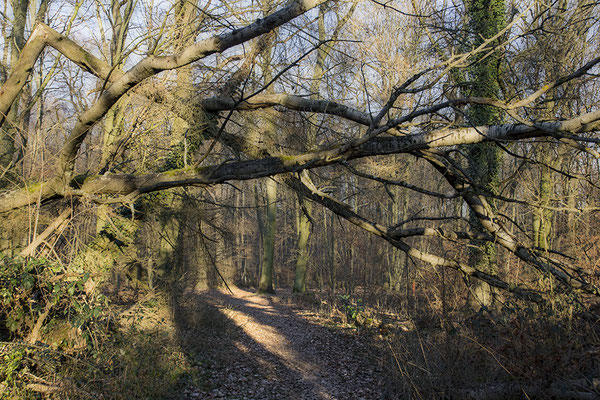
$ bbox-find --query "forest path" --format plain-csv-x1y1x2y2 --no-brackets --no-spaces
182,287,386,400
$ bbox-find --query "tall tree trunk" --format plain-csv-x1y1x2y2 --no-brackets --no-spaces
291,2,355,293
171,0,195,143
258,178,277,294
293,194,311,292
464,0,505,310
328,209,336,293
256,0,277,294
388,165,408,291
533,152,553,251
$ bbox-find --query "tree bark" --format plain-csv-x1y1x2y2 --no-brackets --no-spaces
293,194,311,293
464,0,506,310
258,178,277,294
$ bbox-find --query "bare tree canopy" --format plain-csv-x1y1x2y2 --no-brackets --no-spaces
1,0,600,300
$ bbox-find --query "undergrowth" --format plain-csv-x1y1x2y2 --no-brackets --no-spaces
299,288,600,399
0,254,220,399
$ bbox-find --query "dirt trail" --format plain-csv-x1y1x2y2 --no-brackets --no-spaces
184,287,387,400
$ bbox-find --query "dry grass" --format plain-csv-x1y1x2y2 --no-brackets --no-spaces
295,288,600,399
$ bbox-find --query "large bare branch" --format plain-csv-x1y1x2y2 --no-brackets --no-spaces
2,106,600,212
0,27,46,126
421,150,600,296
0,23,124,127
200,94,373,125
1,1,599,301
0,0,329,181
56,0,328,178
281,174,543,302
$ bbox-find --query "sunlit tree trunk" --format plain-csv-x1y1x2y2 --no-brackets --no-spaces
291,4,326,294
171,0,196,145
100,0,134,165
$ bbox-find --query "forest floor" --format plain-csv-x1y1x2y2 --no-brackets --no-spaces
176,287,388,400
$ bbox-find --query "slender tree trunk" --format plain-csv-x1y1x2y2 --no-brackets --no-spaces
292,2,355,293
253,184,262,277
293,195,311,292
256,0,278,294
328,210,336,293
258,178,277,294
533,153,553,251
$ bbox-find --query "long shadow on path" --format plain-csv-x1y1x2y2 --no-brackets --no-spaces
173,287,387,400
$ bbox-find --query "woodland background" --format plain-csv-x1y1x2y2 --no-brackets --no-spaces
1,0,600,398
